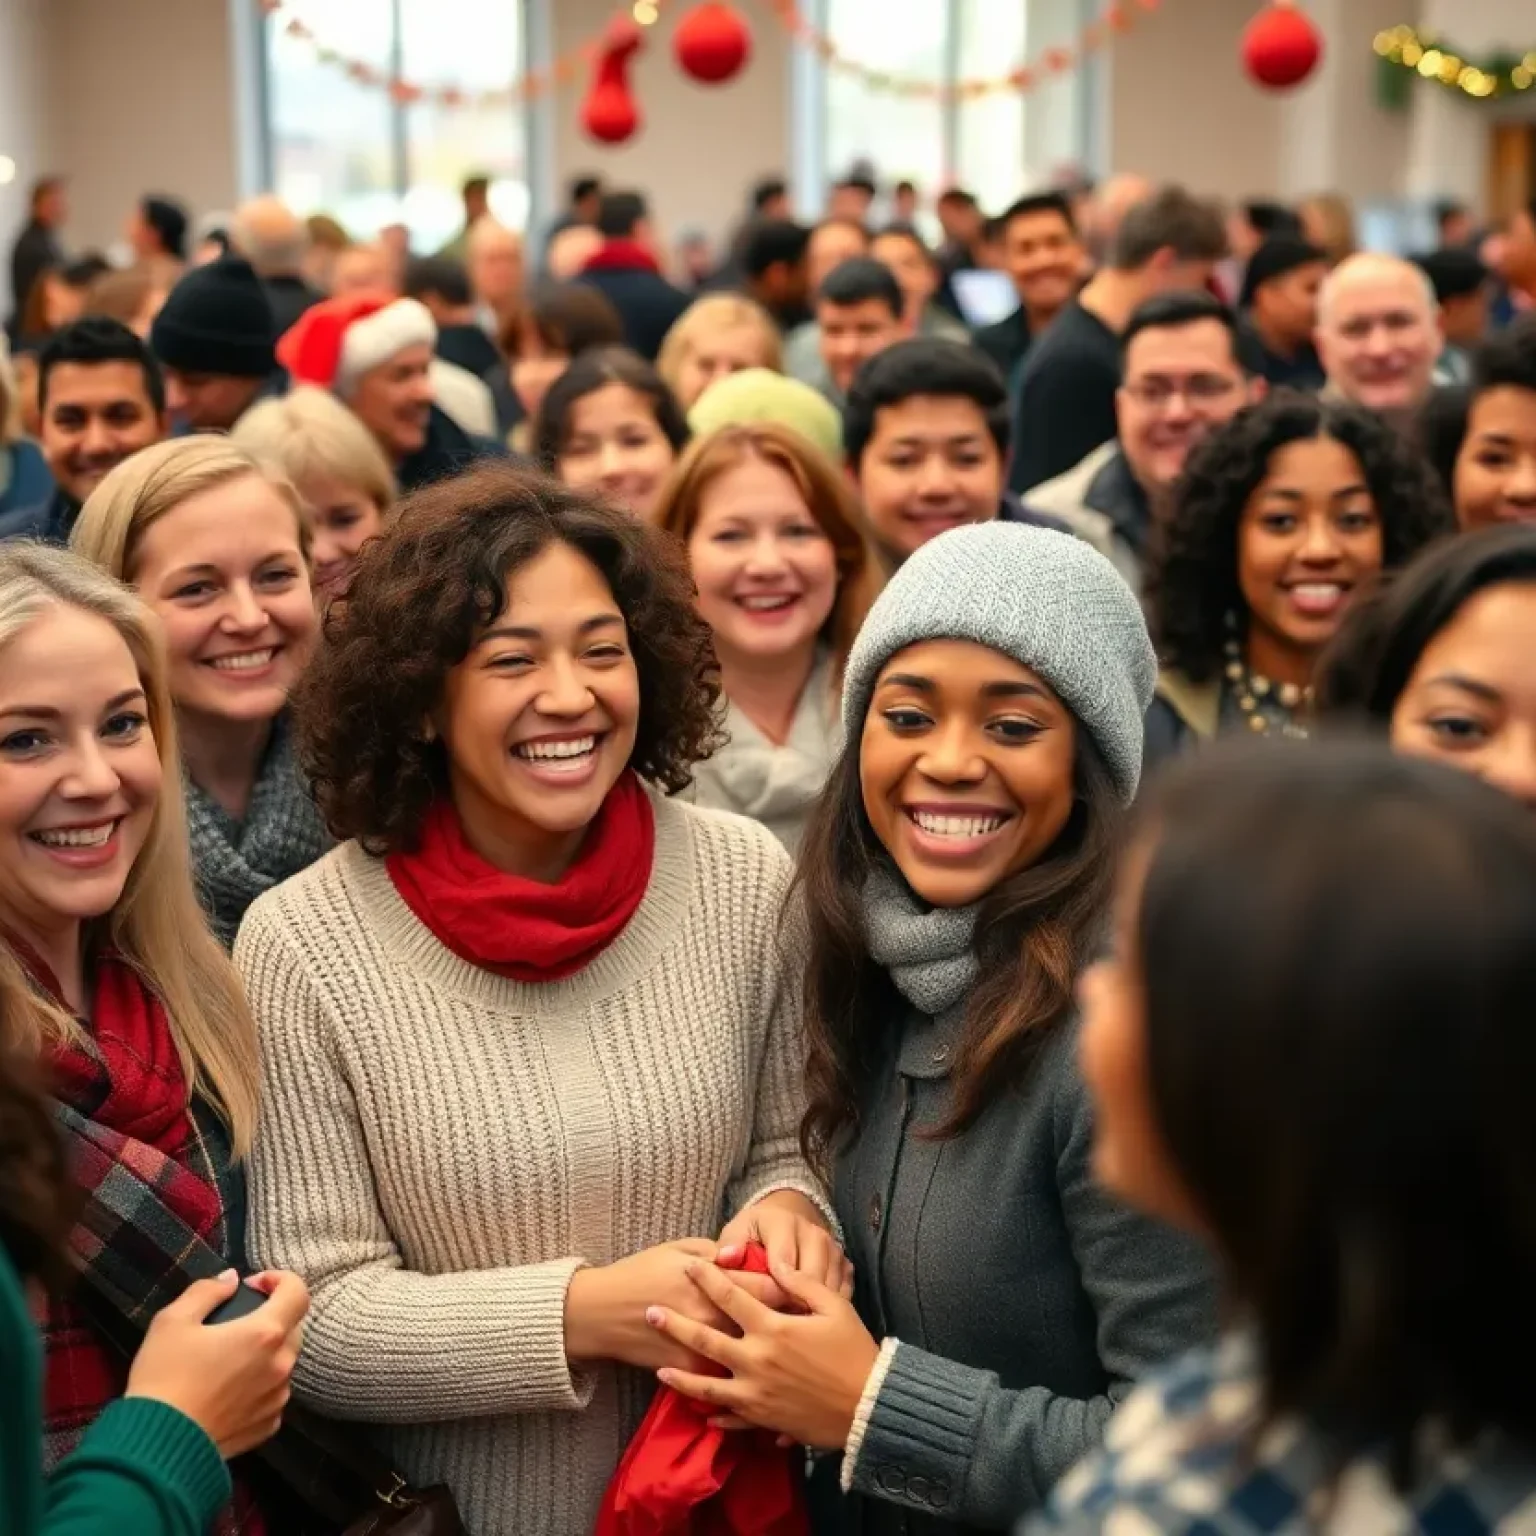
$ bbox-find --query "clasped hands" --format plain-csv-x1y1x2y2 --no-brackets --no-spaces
565,1190,880,1453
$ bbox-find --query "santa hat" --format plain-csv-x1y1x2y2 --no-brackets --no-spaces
276,290,437,398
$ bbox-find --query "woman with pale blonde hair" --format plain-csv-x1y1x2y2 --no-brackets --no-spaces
653,419,881,848
71,437,327,946
233,385,396,598
0,543,306,1526
657,293,783,411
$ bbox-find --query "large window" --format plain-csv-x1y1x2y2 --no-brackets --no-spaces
263,0,531,249
812,0,1091,218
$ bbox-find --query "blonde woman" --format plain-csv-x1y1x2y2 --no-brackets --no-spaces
657,294,783,411
233,386,396,598
653,421,881,849
0,544,307,1527
71,438,327,946
0,336,53,537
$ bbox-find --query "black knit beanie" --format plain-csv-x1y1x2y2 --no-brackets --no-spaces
1239,235,1328,310
150,254,277,378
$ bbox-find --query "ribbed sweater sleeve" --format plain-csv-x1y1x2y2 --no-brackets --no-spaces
237,908,595,1424
40,1400,230,1536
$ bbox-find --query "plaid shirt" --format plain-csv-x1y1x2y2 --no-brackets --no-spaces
1027,1335,1536,1534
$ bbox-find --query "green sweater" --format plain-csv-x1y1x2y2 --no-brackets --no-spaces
1,1242,230,1536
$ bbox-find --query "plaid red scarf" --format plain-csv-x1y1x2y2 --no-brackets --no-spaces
26,945,265,1534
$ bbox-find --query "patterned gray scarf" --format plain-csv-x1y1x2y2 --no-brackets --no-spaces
183,716,331,948
860,859,980,1016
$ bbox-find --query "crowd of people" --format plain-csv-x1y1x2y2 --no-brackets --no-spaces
1,153,1535,1536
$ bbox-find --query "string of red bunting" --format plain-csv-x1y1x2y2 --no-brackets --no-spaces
257,0,1161,108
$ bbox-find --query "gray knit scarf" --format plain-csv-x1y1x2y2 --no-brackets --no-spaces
860,859,979,1016
183,716,332,949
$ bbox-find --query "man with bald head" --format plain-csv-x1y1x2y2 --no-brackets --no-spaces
230,194,323,333
467,219,525,339
1315,253,1442,430
1085,173,1154,266
546,224,604,283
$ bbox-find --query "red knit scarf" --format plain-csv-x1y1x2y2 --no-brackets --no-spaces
583,238,663,275
385,772,656,982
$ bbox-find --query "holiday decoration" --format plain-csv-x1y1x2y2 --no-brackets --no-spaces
674,2,753,84
1373,24,1536,106
1241,1,1322,90
581,17,644,145
763,0,1163,101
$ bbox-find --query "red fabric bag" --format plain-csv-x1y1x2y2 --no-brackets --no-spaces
595,1243,811,1536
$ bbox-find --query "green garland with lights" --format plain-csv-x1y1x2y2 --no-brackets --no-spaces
1374,25,1536,108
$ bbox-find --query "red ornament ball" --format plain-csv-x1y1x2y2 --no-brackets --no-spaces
674,1,752,85
581,79,640,144
1241,2,1323,90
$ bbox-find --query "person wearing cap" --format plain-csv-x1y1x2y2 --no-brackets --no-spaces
639,520,1215,1535
150,254,286,434
277,289,505,493
1417,246,1493,385
127,194,189,266
688,365,844,461
1238,235,1328,391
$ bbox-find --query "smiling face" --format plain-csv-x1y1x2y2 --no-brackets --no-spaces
0,605,162,949
1453,386,1536,531
438,540,641,880
687,455,837,668
41,361,167,506
557,383,678,520
298,470,386,598
1237,435,1384,680
870,232,936,325
1390,582,1536,810
855,394,1003,561
130,473,318,728
1117,319,1252,495
348,344,435,462
1316,269,1440,417
162,369,262,434
860,640,1077,908
1003,207,1082,323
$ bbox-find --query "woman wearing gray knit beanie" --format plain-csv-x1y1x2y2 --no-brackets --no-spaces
641,521,1216,1533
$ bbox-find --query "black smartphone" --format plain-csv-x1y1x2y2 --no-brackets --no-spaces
203,1280,269,1326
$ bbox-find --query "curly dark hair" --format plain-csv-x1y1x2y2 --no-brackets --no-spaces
295,461,723,853
1145,389,1455,682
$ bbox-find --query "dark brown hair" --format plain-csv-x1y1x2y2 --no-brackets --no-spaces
295,462,722,853
1137,739,1536,1480
501,281,625,361
798,729,1122,1163
0,953,78,1294
533,346,691,470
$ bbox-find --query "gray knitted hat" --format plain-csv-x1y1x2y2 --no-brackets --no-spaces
841,522,1157,801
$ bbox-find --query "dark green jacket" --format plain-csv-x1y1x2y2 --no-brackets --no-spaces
0,1240,229,1535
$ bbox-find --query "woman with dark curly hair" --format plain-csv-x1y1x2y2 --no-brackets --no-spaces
1316,523,1536,807
1142,389,1452,775
534,345,690,520
234,462,845,1536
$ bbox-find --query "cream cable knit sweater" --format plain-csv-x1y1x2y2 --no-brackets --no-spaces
236,793,827,1536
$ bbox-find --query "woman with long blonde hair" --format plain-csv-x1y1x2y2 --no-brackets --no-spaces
71,437,327,946
0,544,305,1531
653,420,881,849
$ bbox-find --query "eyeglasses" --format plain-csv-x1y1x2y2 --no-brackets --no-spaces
1122,376,1240,409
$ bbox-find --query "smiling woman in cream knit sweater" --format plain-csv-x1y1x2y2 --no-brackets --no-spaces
236,467,841,1536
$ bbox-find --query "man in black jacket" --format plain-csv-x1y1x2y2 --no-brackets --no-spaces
575,191,690,362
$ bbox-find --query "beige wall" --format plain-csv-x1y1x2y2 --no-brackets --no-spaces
547,0,790,243
0,0,54,271
44,0,240,252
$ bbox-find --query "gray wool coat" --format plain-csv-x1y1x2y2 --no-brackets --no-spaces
812,1002,1217,1536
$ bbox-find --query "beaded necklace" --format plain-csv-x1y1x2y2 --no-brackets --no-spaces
1223,630,1312,739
